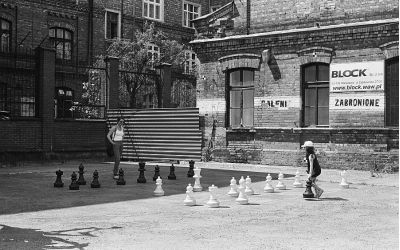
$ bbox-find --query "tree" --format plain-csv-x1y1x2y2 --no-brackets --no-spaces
105,22,187,108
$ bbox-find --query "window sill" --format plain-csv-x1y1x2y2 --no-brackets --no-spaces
227,127,256,133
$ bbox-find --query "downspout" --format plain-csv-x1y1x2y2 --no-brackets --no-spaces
246,0,250,35
88,0,93,65
120,0,124,39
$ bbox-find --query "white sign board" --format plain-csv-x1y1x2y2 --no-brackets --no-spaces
330,61,384,92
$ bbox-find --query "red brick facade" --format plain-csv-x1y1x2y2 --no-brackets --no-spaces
0,0,211,162
191,0,399,170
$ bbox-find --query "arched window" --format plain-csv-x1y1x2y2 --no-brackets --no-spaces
385,56,399,127
49,27,73,60
227,68,254,128
0,18,11,52
301,63,330,127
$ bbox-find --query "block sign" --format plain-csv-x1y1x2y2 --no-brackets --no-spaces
330,61,384,92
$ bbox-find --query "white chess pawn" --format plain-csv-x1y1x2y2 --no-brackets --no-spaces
276,172,286,190
340,170,350,189
293,170,303,188
245,176,254,195
184,184,196,206
193,167,203,192
154,176,165,196
263,173,274,193
206,184,220,208
227,177,239,197
236,177,249,205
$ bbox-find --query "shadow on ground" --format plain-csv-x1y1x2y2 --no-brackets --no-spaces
0,224,121,249
0,164,293,215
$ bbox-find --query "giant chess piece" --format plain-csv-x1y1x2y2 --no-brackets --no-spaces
303,179,315,198
206,185,220,208
69,171,79,190
116,168,126,185
91,170,101,188
54,169,64,188
340,170,350,189
227,177,239,197
153,165,161,181
263,173,274,193
187,160,195,177
236,176,249,205
137,161,146,183
245,176,254,195
184,184,196,206
293,170,303,188
193,167,202,192
77,163,86,185
168,164,177,180
154,176,165,196
276,172,286,190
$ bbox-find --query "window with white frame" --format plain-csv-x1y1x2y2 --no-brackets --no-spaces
105,10,121,39
184,50,197,74
143,0,164,21
183,1,200,28
147,43,160,67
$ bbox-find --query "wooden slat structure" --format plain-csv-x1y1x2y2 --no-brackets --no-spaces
107,108,202,162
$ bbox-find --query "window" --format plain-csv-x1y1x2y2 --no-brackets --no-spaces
184,50,197,74
49,28,73,60
228,69,254,128
147,43,160,67
105,10,121,39
183,2,201,28
302,63,329,127
210,6,220,12
0,18,11,52
55,87,74,118
143,0,164,21
385,56,399,127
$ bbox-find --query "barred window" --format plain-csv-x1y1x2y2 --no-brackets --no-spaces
0,18,11,53
49,27,73,60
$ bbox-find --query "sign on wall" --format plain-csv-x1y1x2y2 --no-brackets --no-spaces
330,93,385,110
330,61,384,92
254,96,299,110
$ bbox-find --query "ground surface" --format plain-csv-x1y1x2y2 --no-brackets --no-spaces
0,161,398,250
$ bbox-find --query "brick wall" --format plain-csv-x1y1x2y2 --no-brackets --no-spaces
227,0,398,35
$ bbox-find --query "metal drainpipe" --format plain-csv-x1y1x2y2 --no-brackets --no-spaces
246,0,250,35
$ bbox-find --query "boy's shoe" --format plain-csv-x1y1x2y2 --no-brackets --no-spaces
113,175,119,180
315,188,324,199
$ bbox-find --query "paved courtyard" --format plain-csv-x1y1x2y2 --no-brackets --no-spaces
0,161,398,250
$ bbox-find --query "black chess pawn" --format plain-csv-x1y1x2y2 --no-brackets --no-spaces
153,165,161,181
303,179,315,198
69,172,79,190
77,163,86,185
137,161,146,183
116,168,126,185
54,169,64,188
168,164,177,180
187,160,195,178
91,170,101,188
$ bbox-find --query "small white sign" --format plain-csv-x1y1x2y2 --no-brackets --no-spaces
330,61,384,92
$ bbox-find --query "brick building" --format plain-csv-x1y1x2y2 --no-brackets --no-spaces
0,0,209,162
191,0,399,170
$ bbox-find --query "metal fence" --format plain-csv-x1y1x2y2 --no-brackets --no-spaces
171,70,196,108
0,48,36,118
118,70,161,108
55,64,107,119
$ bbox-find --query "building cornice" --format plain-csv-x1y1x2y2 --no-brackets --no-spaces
190,18,399,44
